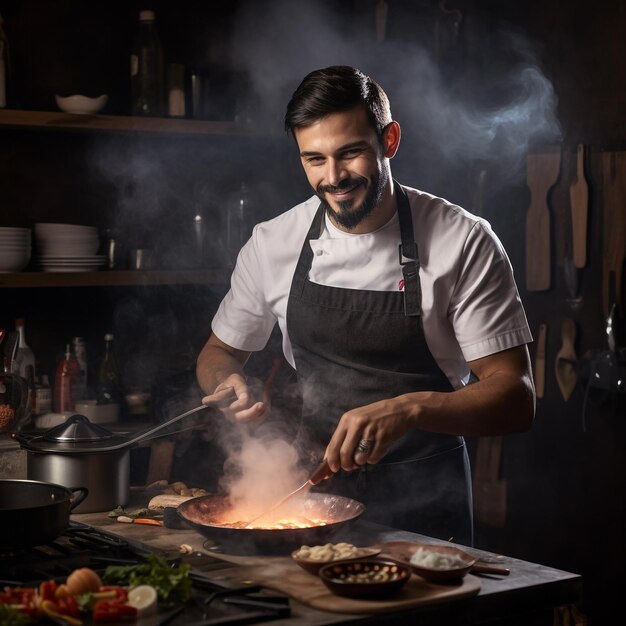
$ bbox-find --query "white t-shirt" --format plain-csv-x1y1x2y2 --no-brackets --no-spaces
212,185,532,390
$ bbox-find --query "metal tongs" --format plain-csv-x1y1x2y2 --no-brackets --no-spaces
244,459,334,527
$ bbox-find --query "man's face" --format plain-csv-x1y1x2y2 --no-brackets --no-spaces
294,107,389,231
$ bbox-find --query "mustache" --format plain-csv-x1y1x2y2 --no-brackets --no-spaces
317,176,367,195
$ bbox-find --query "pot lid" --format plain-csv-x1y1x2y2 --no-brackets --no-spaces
43,414,114,443
16,413,130,453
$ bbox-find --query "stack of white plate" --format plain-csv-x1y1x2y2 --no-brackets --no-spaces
0,227,32,272
34,223,106,272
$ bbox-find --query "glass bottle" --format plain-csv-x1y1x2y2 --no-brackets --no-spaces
12,318,36,415
226,182,254,263
130,10,164,117
97,333,122,405
53,344,80,413
71,336,88,400
34,373,52,416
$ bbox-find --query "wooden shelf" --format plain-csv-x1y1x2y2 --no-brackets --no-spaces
0,109,268,137
0,269,230,288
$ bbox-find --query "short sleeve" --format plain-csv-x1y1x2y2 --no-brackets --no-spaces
449,221,532,362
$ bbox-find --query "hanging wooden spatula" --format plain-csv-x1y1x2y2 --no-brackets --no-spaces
526,150,561,291
570,144,589,269
555,318,577,401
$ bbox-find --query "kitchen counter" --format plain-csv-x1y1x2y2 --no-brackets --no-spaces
74,504,582,626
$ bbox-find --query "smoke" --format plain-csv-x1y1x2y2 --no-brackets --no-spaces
230,0,561,194
216,418,309,520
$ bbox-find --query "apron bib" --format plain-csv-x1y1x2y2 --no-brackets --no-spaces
286,181,473,545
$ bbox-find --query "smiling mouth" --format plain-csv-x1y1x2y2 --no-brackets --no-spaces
326,181,364,199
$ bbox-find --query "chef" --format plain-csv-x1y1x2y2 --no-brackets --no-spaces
197,65,535,546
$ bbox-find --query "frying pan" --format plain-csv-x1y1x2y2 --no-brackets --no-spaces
177,493,365,555
0,479,88,549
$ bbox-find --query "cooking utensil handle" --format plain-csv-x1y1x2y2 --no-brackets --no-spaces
308,459,333,485
471,562,511,576
96,390,237,452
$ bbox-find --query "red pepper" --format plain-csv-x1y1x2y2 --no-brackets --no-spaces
39,579,58,602
99,586,129,603
57,595,80,618
92,599,138,623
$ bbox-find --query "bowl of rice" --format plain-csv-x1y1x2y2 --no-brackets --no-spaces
406,544,475,582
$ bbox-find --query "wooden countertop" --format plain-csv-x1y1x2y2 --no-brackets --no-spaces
74,502,582,626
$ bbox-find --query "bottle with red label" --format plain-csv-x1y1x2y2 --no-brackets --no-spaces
53,344,80,413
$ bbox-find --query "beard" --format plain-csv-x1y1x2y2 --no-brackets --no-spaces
317,167,388,231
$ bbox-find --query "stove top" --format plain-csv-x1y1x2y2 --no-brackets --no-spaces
0,522,291,625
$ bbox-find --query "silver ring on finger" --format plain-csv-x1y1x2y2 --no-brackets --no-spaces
356,438,374,455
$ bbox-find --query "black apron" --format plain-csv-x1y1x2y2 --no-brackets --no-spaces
286,181,473,545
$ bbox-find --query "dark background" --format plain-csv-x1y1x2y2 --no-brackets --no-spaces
0,1,624,623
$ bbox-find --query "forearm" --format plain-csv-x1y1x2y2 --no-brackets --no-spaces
196,338,247,395
403,370,535,437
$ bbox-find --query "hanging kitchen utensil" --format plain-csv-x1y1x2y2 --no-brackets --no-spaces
535,323,547,399
570,144,589,268
472,437,506,528
563,256,583,311
555,318,578,401
601,151,626,316
526,150,561,291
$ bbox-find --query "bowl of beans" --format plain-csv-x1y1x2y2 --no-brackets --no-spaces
318,559,412,598
291,543,381,575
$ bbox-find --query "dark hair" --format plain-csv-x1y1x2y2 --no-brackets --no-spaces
284,65,392,137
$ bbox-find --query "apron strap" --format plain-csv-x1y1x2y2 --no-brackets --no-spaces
395,181,423,317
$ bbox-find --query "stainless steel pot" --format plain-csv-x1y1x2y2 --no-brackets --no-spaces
16,396,233,513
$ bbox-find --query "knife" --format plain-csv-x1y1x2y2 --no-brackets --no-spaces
570,143,589,269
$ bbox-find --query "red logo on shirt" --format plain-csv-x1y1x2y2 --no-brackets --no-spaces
399,279,405,291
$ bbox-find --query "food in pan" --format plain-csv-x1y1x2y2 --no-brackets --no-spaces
409,546,467,569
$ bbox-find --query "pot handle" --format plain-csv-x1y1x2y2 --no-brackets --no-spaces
69,487,89,511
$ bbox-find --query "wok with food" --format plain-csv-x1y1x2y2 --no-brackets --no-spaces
177,492,365,555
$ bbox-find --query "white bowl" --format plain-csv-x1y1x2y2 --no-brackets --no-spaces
0,248,31,272
55,94,108,115
0,227,31,234
35,223,98,235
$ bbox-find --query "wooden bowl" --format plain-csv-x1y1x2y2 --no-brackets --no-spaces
318,559,411,598
291,547,380,575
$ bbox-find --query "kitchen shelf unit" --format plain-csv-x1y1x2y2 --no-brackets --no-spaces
0,109,267,137
0,269,230,289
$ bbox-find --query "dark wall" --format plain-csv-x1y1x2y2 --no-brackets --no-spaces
0,1,624,623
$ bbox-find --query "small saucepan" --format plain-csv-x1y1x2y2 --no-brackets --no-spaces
0,479,88,549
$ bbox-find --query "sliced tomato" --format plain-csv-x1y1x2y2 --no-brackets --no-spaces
92,599,138,623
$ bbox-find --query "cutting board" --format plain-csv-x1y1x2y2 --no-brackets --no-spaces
203,549,481,614
526,150,561,291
